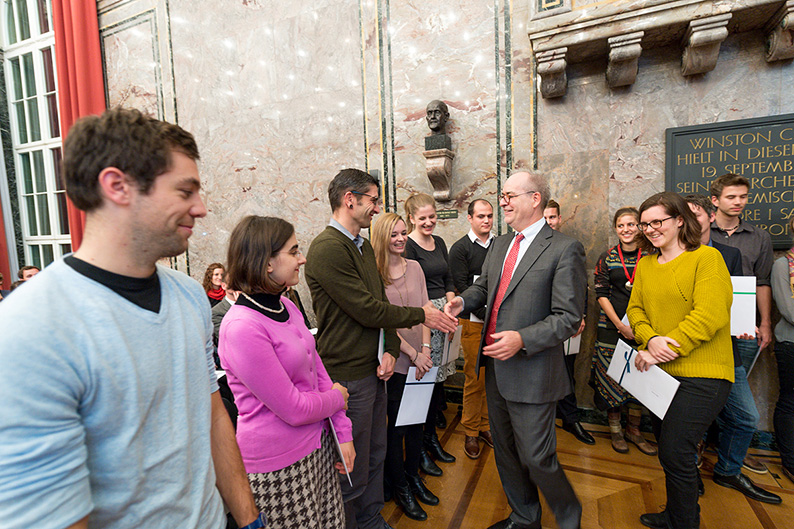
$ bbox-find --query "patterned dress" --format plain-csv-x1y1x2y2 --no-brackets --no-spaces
592,245,641,409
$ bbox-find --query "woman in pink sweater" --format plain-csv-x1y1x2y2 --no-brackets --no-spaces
219,215,354,529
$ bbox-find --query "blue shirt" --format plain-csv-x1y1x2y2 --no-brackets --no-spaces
0,260,224,529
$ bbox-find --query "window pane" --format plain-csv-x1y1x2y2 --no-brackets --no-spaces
41,47,55,91
16,0,30,40
29,245,41,268
14,102,27,143
60,243,72,255
41,244,53,266
46,94,59,137
37,0,49,34
10,58,23,100
6,0,17,45
19,152,32,193
56,192,69,235
37,193,50,235
22,53,35,96
27,99,40,141
51,147,63,189
32,150,45,190
25,195,37,235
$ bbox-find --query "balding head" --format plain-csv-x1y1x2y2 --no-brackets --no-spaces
501,172,548,231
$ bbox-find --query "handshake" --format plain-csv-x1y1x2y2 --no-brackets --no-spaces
422,300,458,333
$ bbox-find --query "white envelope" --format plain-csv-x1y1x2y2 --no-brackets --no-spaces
607,340,680,419
328,419,353,487
564,333,581,356
469,275,483,323
730,276,756,337
441,325,462,365
395,367,439,426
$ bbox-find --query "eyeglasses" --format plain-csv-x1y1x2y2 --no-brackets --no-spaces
351,191,383,206
638,216,674,231
498,191,537,204
278,248,303,257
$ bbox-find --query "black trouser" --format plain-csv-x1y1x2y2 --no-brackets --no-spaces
556,353,579,424
775,341,794,471
386,373,424,487
422,381,445,435
651,377,731,529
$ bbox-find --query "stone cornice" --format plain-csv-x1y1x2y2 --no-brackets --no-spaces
528,0,792,98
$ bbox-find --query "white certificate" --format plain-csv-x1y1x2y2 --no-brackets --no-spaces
730,276,756,337
328,419,353,487
607,340,680,419
564,333,581,356
395,367,439,426
469,275,483,323
441,325,462,365
377,328,384,363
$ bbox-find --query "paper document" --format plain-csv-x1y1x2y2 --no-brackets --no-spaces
377,329,384,363
564,333,581,356
441,325,462,365
328,419,353,487
747,345,764,376
395,367,439,427
607,340,680,419
730,276,756,337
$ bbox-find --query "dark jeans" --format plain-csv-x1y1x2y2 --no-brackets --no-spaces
385,373,424,487
651,377,731,529
735,337,760,373
423,381,445,435
774,341,794,471
714,365,759,476
336,375,387,529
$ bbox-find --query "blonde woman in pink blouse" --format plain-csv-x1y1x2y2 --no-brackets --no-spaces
219,215,354,529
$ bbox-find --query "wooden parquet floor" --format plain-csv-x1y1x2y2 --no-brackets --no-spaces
383,410,794,529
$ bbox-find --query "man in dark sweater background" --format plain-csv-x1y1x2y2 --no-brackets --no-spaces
305,168,457,529
449,198,495,459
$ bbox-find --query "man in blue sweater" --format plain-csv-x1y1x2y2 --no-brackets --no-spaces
0,109,262,529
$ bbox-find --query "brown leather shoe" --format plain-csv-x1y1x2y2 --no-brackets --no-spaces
479,430,494,448
464,435,481,459
626,431,657,456
611,430,629,454
743,455,768,474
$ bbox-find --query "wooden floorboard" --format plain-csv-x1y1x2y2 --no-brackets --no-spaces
385,409,794,528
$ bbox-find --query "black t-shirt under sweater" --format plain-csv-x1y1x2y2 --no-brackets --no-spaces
64,255,161,313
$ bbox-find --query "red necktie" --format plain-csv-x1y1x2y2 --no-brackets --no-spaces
485,233,524,345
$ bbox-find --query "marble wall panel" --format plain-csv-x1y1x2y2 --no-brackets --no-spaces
102,16,159,117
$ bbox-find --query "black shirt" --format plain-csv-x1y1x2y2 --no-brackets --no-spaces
64,255,161,312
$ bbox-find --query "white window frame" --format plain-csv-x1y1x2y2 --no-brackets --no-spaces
2,0,69,269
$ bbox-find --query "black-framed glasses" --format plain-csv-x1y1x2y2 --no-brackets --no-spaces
638,216,674,231
351,191,383,206
498,191,537,204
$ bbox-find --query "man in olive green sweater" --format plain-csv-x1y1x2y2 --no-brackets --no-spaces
306,168,456,529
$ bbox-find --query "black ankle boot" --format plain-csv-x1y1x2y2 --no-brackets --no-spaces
394,483,427,521
424,431,456,463
406,473,439,506
419,451,442,476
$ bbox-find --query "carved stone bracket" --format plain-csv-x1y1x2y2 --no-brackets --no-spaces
536,47,568,99
681,14,732,76
765,0,794,62
423,148,455,201
606,32,644,88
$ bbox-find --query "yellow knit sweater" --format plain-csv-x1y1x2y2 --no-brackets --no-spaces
627,245,734,382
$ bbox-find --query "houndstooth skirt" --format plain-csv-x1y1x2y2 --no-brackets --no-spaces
247,430,345,529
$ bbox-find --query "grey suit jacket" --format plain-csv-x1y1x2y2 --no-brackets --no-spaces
461,223,586,404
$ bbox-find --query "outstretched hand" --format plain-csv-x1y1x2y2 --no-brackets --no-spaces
423,301,457,333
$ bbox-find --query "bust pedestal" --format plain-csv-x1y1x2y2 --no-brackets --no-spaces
423,147,455,202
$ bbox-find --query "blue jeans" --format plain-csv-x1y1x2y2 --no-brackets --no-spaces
774,341,794,471
714,366,759,476
735,337,760,373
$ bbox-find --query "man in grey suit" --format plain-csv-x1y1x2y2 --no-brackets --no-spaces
445,172,586,529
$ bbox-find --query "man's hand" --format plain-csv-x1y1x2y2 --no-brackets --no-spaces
377,353,395,381
634,349,661,372
443,297,463,319
423,301,457,333
482,330,523,361
647,335,680,363
335,441,356,474
572,319,586,338
757,322,772,349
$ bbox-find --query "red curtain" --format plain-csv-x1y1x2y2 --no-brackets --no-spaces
52,0,106,251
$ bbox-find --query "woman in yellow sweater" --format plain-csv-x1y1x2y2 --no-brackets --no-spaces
627,192,734,529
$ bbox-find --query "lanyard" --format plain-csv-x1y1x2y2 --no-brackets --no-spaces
617,244,641,290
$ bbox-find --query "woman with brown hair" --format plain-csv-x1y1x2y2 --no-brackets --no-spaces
627,192,734,529
203,262,226,307
592,206,656,456
218,215,354,529
371,212,437,521
404,193,457,475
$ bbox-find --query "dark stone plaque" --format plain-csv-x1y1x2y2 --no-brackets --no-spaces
425,134,452,151
666,114,794,250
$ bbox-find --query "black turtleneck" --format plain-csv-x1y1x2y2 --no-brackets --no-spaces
236,291,289,322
